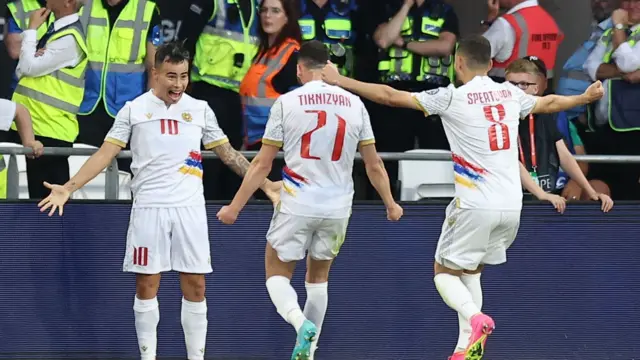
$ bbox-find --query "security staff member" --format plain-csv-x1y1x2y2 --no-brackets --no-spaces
75,0,162,153
9,0,88,199
299,0,358,77
482,0,562,89
180,0,259,200
5,0,55,95
366,0,458,199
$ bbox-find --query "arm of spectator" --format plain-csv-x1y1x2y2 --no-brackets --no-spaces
179,0,215,58
13,103,44,157
321,63,424,110
622,69,640,82
17,33,80,78
373,0,412,50
584,38,619,80
146,6,162,90
556,140,596,197
406,31,457,58
612,41,640,73
519,162,566,213
481,18,514,61
4,14,23,60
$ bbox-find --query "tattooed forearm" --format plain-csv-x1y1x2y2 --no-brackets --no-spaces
215,143,251,177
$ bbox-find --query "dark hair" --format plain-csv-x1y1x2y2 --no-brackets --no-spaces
298,40,329,69
256,0,302,61
154,41,190,67
456,35,492,70
522,55,547,78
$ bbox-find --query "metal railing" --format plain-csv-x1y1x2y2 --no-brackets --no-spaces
2,146,640,200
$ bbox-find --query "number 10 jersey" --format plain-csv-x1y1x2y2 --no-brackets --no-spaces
413,76,538,211
262,80,375,219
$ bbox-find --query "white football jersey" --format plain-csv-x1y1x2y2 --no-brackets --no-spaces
413,76,538,211
105,91,228,208
262,80,375,218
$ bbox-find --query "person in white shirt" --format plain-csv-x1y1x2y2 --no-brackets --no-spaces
217,40,403,360
320,35,604,360
36,42,281,360
0,99,44,157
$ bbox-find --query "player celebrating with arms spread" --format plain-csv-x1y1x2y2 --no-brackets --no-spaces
321,35,604,360
217,40,403,360
38,42,280,360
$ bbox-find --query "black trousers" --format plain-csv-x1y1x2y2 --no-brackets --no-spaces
9,130,71,199
76,105,131,174
190,81,244,200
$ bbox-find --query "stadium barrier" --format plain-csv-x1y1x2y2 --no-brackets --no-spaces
2,146,640,200
0,202,638,360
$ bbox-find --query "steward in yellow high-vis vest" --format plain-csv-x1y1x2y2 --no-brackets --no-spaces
298,0,357,78
189,0,260,201
9,4,89,199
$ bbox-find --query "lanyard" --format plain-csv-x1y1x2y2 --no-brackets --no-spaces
518,114,537,172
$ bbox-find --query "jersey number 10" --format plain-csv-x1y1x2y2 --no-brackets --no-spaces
483,104,511,151
301,110,346,161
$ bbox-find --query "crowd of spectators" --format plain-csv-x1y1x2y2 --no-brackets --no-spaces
0,0,639,201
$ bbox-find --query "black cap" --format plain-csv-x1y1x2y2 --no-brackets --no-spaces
522,55,547,78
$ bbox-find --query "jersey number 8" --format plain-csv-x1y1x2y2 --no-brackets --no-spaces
483,104,511,151
301,110,347,161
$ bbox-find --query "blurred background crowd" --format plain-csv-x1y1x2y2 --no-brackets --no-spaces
1,0,639,202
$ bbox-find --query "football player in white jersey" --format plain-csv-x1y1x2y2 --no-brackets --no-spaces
37,42,281,360
217,40,403,360
321,35,604,360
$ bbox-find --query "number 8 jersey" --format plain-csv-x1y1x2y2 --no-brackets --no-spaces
413,76,538,211
262,80,375,219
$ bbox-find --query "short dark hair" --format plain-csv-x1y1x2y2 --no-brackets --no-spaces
456,35,492,70
298,40,329,70
154,41,190,68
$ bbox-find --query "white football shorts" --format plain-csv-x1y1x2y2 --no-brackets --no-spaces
435,199,521,271
266,210,350,262
122,206,212,274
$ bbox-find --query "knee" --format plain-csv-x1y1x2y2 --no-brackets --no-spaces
180,274,206,302
305,271,329,284
136,274,160,300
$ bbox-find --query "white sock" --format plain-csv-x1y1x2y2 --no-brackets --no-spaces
303,282,328,357
434,273,481,321
133,296,159,360
455,273,483,352
181,298,208,360
266,275,307,331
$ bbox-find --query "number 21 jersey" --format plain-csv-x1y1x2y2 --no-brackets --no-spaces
262,80,375,219
413,76,538,211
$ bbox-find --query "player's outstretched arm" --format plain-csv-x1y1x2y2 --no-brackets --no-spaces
360,143,403,221
216,144,280,225
38,141,122,216
530,81,605,115
519,162,565,213
321,62,421,111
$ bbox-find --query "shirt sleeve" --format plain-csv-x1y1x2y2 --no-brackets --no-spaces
612,41,640,73
105,103,133,147
0,99,17,131
358,103,375,146
507,83,539,118
16,31,83,78
202,105,229,149
482,18,515,62
411,86,454,116
584,38,607,81
262,97,284,148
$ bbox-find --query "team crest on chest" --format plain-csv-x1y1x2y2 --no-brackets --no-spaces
182,112,192,122
145,113,152,119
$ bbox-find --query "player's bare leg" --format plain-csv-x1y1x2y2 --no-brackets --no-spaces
434,262,494,360
179,273,208,360
135,274,161,360
303,256,332,360
264,243,317,360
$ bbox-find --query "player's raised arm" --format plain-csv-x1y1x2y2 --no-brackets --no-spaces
38,103,130,216
529,81,605,115
321,62,422,111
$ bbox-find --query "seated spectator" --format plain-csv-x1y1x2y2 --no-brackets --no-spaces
505,58,613,209
239,0,301,198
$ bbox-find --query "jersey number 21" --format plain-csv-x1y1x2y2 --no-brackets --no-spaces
301,110,347,161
